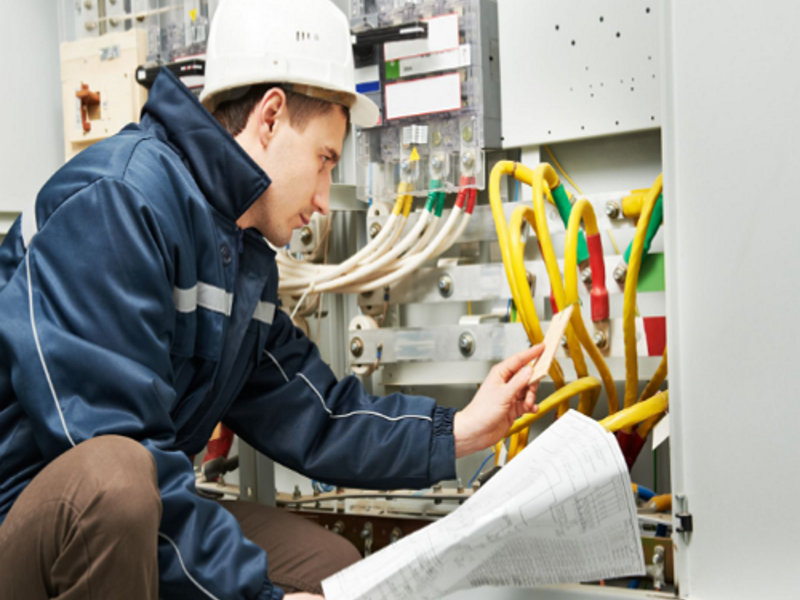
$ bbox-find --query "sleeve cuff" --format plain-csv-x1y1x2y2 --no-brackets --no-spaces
428,406,457,484
256,579,284,600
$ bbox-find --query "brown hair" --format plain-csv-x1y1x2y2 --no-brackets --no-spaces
213,84,351,136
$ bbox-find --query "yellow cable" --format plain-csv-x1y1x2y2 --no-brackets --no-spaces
623,175,663,410
599,391,669,433
505,377,602,437
528,166,592,415
544,145,584,195
564,199,620,415
606,229,621,255
638,346,668,403
636,411,665,438
488,162,566,388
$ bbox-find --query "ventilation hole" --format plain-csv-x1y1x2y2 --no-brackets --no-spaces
646,7,651,13
648,55,653,60
591,93,595,98
630,87,634,91
615,120,620,125
616,32,621,38
555,24,560,31
632,77,635,82
600,82,604,87
652,74,656,79
599,16,604,22
571,40,576,46
548,130,552,135
581,125,585,130
651,116,655,121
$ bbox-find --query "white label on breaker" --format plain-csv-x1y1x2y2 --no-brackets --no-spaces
385,73,462,120
384,13,460,62
402,125,429,146
394,44,471,79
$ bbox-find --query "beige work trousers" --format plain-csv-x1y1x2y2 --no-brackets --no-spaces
0,435,360,599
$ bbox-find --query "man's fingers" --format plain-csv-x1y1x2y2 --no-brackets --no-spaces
507,363,535,396
494,344,545,382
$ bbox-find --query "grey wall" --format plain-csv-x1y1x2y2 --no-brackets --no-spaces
0,0,65,237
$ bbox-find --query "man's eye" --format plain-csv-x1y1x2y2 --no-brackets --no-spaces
321,156,330,168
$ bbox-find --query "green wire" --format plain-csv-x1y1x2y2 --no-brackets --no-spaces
624,194,664,264
552,184,590,264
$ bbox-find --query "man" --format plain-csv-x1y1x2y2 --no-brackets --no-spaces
0,0,542,598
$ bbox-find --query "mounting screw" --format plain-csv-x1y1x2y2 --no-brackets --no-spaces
299,225,313,245
580,267,592,284
369,222,382,239
332,520,345,535
462,125,474,142
560,335,569,348
84,20,97,31
459,332,476,357
389,527,403,543
432,131,443,146
461,152,475,170
593,330,608,349
438,273,454,298
292,485,302,500
457,478,464,493
605,201,621,219
350,337,364,358
431,155,443,173
84,0,93,8
401,159,411,174
613,264,628,283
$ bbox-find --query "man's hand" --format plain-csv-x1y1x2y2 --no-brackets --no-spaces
284,593,325,599
453,344,545,458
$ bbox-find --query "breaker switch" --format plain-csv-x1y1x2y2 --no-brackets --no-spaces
76,83,100,133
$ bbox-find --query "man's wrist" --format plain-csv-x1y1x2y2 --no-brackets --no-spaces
453,411,488,459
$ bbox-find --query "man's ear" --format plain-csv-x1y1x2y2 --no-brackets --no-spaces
257,88,288,149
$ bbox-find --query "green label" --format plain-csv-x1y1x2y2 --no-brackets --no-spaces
385,60,400,80
638,253,666,293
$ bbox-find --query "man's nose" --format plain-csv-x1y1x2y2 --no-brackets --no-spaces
313,179,331,216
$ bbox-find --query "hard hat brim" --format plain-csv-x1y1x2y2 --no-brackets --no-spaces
350,92,381,128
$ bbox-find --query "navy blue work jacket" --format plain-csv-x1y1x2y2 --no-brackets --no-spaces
0,69,456,600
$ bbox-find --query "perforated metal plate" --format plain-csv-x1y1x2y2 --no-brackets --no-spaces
499,0,661,146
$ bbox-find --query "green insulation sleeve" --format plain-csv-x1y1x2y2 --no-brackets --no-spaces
552,184,590,264
425,179,441,213
624,194,664,264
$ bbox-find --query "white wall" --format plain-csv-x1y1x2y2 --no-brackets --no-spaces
0,0,64,239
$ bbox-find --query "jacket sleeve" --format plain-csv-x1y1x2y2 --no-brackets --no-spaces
5,179,282,600
225,307,457,489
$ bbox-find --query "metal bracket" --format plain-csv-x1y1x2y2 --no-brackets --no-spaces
674,494,693,542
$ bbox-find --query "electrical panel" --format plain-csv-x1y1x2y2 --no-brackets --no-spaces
350,0,501,203
60,0,217,64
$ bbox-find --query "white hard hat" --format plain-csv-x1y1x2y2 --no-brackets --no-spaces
200,0,379,128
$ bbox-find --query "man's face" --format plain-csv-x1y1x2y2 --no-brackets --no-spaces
236,92,347,247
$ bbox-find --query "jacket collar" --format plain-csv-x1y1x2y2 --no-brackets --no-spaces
139,69,271,223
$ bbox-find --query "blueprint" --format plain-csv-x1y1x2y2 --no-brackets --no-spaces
322,411,645,600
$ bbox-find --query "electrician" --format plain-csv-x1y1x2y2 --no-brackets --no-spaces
0,0,543,598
